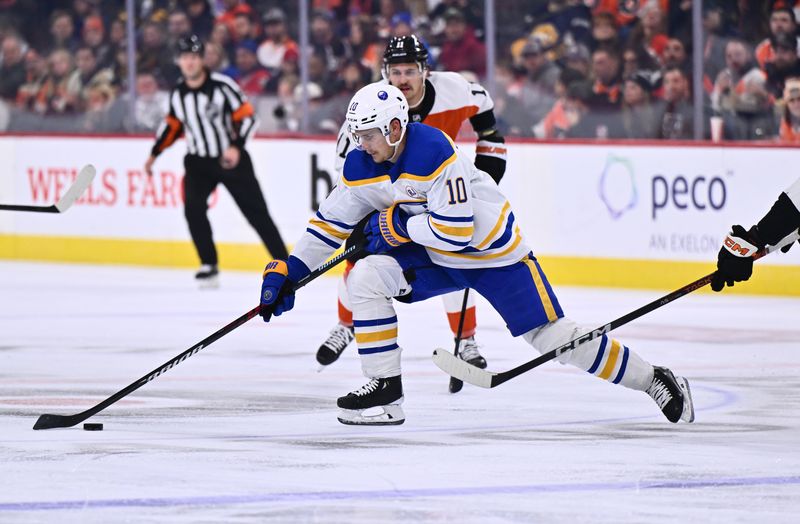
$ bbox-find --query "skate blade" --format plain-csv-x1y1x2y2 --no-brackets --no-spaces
337,405,405,426
676,376,695,423
197,276,220,289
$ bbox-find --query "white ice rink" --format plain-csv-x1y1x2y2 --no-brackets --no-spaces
1,260,799,523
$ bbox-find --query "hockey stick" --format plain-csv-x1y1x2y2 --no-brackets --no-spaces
448,289,470,394
33,243,362,430
0,164,96,213
433,229,800,389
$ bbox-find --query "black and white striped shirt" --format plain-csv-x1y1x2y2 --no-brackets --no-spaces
152,71,258,159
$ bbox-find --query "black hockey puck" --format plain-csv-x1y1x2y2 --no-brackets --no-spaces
83,423,103,431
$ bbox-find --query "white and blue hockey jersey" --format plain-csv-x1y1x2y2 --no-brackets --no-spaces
292,122,529,272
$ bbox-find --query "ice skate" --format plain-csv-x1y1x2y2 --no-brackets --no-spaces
195,264,219,289
316,324,355,369
337,376,405,425
457,336,487,369
646,366,695,423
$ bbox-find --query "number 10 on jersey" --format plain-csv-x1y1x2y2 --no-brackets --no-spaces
446,177,468,204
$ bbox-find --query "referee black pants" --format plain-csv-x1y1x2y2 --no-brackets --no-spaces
183,151,288,266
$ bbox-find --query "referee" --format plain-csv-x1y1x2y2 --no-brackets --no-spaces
144,35,288,286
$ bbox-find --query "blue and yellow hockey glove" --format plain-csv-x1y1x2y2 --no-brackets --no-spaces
260,256,309,321
364,204,411,254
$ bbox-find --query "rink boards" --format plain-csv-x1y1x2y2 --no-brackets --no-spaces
0,135,798,295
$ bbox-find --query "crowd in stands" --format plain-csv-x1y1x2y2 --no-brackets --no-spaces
0,0,798,142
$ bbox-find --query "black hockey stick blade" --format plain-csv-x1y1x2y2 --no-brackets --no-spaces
433,229,800,389
0,164,95,213
448,288,471,394
33,244,363,430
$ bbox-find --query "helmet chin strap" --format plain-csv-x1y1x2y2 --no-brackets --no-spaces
385,125,407,162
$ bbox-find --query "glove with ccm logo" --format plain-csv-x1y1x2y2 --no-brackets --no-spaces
364,204,411,254
711,225,763,292
260,256,309,321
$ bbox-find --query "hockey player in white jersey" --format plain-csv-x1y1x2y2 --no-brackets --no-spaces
317,35,507,372
259,83,695,426
712,177,800,291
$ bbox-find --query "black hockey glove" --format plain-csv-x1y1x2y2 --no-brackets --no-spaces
344,211,378,263
711,225,764,292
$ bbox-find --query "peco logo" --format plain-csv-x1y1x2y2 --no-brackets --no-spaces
651,172,728,219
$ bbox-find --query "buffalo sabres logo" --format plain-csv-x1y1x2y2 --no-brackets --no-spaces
377,90,388,100
263,289,274,302
405,186,418,197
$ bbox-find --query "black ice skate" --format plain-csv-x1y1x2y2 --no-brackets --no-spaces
337,376,404,426
195,264,219,289
457,336,487,369
646,366,695,423
316,324,354,369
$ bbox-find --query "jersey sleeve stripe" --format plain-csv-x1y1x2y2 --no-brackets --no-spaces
475,201,511,249
427,217,473,246
428,211,473,223
428,225,523,260
429,218,474,237
315,211,356,230
305,228,342,249
309,218,350,240
232,101,254,121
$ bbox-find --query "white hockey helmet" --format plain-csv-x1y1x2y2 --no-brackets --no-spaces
345,83,409,149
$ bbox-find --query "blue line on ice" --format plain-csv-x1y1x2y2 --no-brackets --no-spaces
2,475,799,511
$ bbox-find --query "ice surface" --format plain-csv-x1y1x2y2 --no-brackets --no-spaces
1,261,799,523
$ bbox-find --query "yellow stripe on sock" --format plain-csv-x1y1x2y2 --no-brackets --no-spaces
355,328,398,344
598,339,621,380
524,258,558,322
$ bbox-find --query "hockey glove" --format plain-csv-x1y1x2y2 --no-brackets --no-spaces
344,211,378,263
711,225,764,292
260,256,309,321
364,204,411,254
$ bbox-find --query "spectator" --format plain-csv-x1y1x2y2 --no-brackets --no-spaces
307,50,336,97
438,7,486,77
34,49,76,115
263,54,299,95
204,41,230,73
590,46,622,107
662,38,688,70
349,15,383,73
231,12,256,45
657,66,694,139
534,66,587,138
712,39,762,113
510,37,560,127
185,0,214,40
232,40,269,96
126,71,169,132
66,46,114,110
49,10,78,52
257,8,298,75
620,71,659,138
311,9,350,72
628,1,669,59
209,21,233,61
108,17,126,50
563,44,592,76
755,5,799,70
765,33,800,99
591,11,620,51
721,69,778,140
81,82,125,132
0,34,27,100
216,0,254,37
16,49,48,111
81,15,112,70
700,3,731,80
564,79,624,139
390,11,414,38
167,10,193,46
778,77,800,142
138,21,180,86
621,43,660,78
